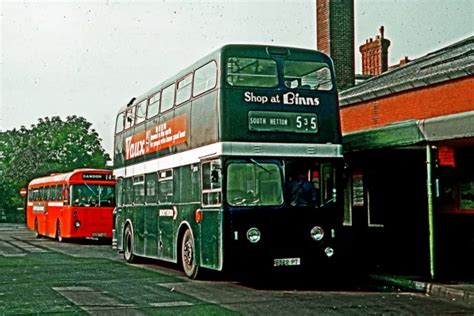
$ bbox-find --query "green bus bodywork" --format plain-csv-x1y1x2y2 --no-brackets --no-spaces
113,45,343,278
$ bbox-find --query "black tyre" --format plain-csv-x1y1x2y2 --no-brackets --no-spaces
56,221,63,242
34,219,40,238
181,229,199,279
123,225,136,263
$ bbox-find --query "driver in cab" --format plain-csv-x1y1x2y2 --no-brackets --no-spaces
287,168,318,207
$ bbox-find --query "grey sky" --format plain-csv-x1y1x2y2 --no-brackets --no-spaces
1,0,473,155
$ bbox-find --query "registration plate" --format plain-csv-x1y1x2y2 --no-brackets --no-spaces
92,233,106,237
273,258,301,267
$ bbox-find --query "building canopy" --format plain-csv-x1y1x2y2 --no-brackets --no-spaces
343,111,474,152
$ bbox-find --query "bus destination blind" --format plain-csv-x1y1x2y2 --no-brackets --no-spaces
248,111,318,134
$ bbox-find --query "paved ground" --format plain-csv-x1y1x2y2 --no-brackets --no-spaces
1,224,473,315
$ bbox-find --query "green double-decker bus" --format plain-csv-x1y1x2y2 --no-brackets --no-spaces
113,44,343,279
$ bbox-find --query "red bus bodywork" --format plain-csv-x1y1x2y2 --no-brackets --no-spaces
26,169,115,241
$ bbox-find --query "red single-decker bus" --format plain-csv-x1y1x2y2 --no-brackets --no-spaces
26,169,115,241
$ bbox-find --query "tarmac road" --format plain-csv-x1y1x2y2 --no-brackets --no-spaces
1,224,472,315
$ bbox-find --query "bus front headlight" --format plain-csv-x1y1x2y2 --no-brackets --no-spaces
310,226,324,241
246,227,261,243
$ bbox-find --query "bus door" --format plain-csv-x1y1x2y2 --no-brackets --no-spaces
131,176,146,254
44,186,57,237
32,187,48,235
198,159,223,270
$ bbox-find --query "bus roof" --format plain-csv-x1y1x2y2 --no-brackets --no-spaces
28,169,112,187
117,44,331,114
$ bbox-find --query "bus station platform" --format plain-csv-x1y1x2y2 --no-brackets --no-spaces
370,274,474,303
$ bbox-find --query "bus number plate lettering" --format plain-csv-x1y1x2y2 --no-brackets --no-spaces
273,257,301,267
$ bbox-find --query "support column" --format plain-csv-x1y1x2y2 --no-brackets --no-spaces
426,145,436,280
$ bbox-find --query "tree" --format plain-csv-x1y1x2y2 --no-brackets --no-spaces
0,116,111,223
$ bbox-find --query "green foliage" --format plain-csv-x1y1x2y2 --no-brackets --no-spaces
0,116,110,223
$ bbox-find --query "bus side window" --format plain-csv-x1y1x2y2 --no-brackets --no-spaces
116,178,123,206
176,73,193,105
115,112,125,133
193,61,217,96
49,186,56,201
133,175,145,205
160,84,176,113
321,164,337,204
57,185,62,201
62,186,69,205
158,169,173,204
202,160,222,207
46,186,51,201
39,187,44,201
125,106,135,130
135,100,147,125
124,178,133,205
145,173,158,204
147,92,160,119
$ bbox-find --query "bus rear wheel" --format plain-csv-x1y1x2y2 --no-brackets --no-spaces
181,229,199,279
34,219,40,238
56,221,63,242
123,225,136,263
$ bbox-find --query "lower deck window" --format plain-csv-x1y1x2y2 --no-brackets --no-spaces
159,169,174,203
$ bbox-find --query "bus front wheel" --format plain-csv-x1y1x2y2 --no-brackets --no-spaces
181,229,199,279
123,225,136,263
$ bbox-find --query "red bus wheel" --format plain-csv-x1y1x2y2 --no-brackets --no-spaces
124,225,136,263
181,229,199,279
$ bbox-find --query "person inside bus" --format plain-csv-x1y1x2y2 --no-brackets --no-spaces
287,168,318,207
73,187,88,206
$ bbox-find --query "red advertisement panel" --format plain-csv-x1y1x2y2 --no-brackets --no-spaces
125,114,187,160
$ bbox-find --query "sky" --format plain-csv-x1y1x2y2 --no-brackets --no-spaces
1,0,473,156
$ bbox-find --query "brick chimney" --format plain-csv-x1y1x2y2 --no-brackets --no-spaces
316,0,355,91
360,26,391,76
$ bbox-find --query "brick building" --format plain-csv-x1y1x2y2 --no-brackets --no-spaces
339,36,474,279
359,26,390,76
316,0,355,90
315,0,473,280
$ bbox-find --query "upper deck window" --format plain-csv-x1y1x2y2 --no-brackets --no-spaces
176,74,193,105
226,57,277,88
125,106,135,129
135,99,147,125
147,92,160,118
115,112,125,133
161,84,175,113
283,61,333,91
193,61,217,96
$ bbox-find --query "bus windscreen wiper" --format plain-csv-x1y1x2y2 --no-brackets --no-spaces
250,159,272,174
83,182,97,197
